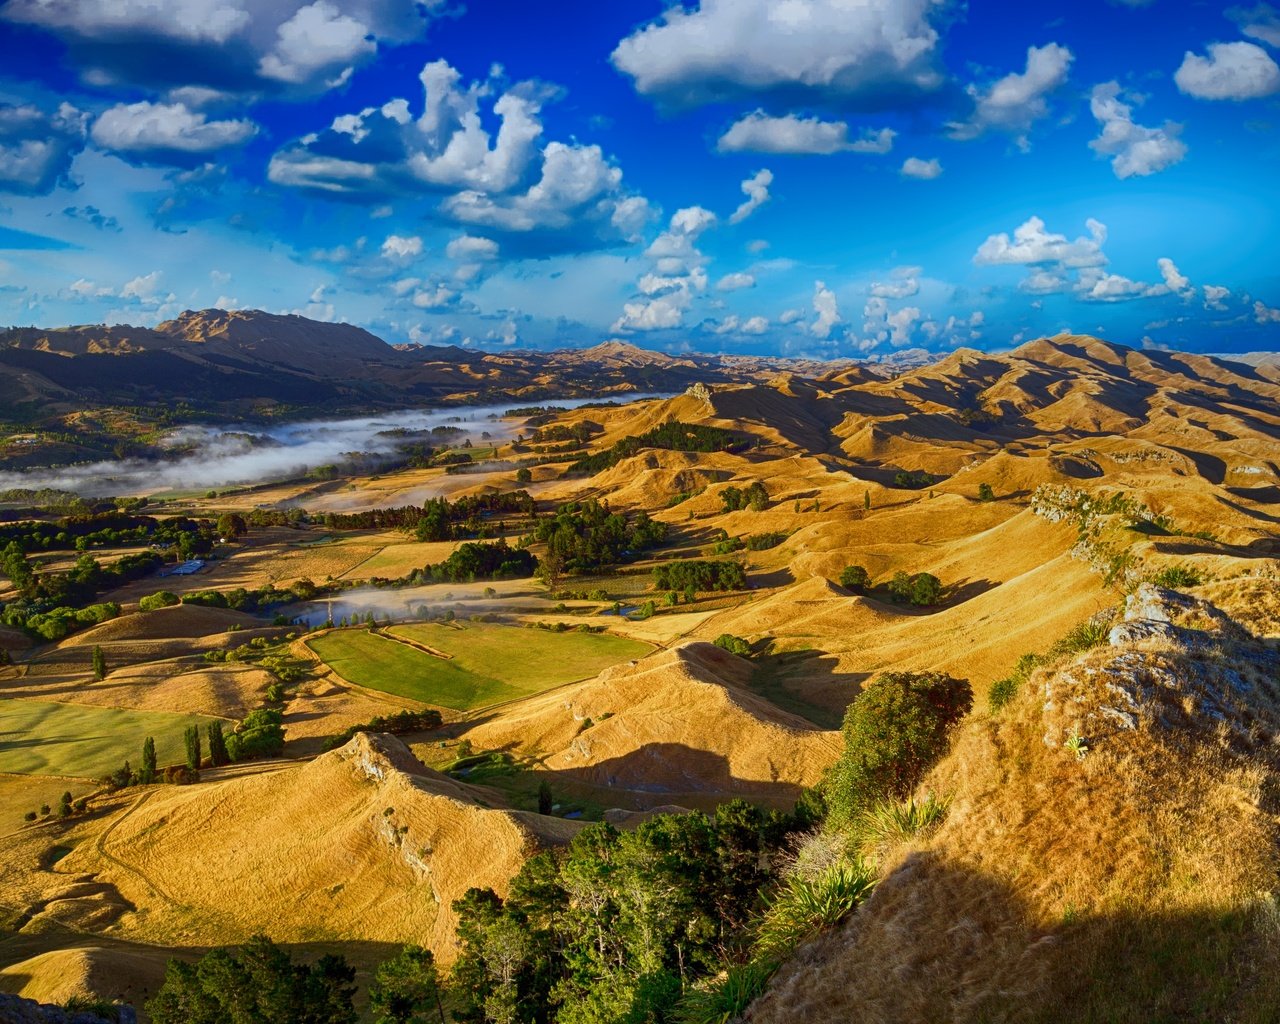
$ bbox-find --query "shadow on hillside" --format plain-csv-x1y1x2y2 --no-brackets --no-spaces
759,852,1280,1024
750,649,864,728
1216,494,1280,525
944,577,999,605
541,742,809,811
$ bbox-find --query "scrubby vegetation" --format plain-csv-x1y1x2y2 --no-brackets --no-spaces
720,481,770,512
568,421,748,475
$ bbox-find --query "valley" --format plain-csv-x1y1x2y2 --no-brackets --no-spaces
0,325,1278,1020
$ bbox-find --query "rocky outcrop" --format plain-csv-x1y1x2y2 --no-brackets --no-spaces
1042,583,1278,751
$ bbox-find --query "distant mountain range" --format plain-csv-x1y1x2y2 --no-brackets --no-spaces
0,308,851,415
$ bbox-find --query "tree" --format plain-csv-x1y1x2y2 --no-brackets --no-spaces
825,671,972,828
713,633,751,656
140,736,157,784
146,934,357,1024
216,512,248,539
534,549,564,594
91,645,107,681
537,780,553,816
208,721,230,767
838,565,871,592
864,490,871,511
140,590,180,611
977,482,995,502
887,570,943,606
228,708,286,761
370,945,445,1024
515,467,532,485
0,542,36,598
184,725,202,771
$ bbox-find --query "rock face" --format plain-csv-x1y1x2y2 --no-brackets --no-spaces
0,993,135,1024
1042,583,1278,750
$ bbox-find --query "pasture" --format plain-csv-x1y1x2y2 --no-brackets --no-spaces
0,699,225,779
308,621,651,711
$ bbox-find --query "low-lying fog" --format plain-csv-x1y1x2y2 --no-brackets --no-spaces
288,584,546,627
0,395,666,498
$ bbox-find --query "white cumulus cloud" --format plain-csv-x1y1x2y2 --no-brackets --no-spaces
948,43,1074,150
611,0,946,108
1089,82,1187,178
91,101,256,161
901,156,942,179
717,111,894,155
1175,41,1280,100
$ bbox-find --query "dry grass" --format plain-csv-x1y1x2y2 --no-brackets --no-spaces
51,734,579,960
750,620,1280,1024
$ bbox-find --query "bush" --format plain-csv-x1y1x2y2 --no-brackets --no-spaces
893,470,935,489
838,565,870,591
977,482,995,501
675,961,774,1024
713,633,752,657
163,765,200,785
826,671,972,828
1049,619,1110,658
139,590,180,612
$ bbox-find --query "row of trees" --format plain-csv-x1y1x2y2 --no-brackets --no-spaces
838,564,945,607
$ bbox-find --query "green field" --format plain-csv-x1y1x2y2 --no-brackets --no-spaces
0,699,225,779
308,622,651,711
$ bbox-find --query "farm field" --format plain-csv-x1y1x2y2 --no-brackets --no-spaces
307,622,651,711
0,699,224,778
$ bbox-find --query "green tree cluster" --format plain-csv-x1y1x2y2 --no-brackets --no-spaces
652,560,747,593
525,499,667,573
720,481,770,512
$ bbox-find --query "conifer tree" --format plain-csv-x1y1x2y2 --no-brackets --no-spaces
92,645,107,681
184,725,202,771
140,736,157,784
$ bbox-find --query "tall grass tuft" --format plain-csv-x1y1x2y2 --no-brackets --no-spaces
860,792,950,847
674,961,775,1024
755,859,877,961
1049,619,1111,658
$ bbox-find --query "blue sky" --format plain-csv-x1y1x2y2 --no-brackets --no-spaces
1,0,1279,358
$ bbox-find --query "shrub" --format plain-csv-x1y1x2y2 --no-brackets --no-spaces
1049,619,1110,658
139,590,180,612
713,633,752,657
838,565,870,591
228,708,286,760
163,765,199,785
893,470,935,489
977,482,995,501
988,652,1041,711
826,671,972,828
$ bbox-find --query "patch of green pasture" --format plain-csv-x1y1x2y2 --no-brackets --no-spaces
0,699,225,778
